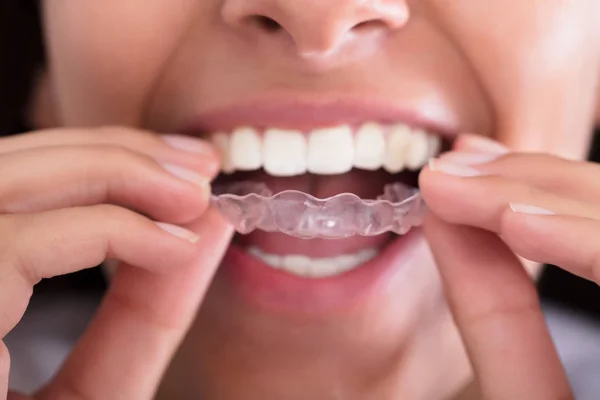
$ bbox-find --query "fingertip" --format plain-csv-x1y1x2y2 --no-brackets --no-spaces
161,163,211,189
184,207,234,261
418,165,466,223
160,134,216,156
148,169,214,225
417,161,436,196
454,133,509,154
188,206,234,240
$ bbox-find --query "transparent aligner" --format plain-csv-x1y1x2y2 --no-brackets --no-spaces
210,181,426,239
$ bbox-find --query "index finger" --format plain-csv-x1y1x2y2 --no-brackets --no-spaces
424,213,573,400
38,208,234,400
451,134,600,202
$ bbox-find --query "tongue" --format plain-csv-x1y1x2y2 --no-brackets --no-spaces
223,169,414,257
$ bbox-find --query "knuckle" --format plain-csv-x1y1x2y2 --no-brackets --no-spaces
88,142,139,160
88,204,136,222
0,215,41,287
86,204,147,235
86,144,158,171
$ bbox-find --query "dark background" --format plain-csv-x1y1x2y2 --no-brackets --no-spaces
538,130,600,318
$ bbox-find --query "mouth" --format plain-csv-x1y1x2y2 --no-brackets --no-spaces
184,100,454,312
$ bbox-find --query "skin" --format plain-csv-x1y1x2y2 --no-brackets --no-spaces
1,0,599,399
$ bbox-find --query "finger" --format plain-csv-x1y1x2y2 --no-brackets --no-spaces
448,135,599,202
421,160,600,289
0,342,8,400
453,133,511,155
502,207,600,283
0,206,201,338
0,127,218,177
40,208,233,400
0,145,212,224
419,161,600,234
424,214,572,400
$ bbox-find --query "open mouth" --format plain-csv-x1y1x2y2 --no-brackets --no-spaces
206,121,448,279
181,98,457,311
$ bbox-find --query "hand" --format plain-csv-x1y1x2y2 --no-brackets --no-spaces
418,134,598,400
0,127,233,400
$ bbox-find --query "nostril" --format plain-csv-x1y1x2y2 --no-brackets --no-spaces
251,15,283,32
353,19,388,32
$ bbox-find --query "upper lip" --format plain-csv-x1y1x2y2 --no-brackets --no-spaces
181,94,461,138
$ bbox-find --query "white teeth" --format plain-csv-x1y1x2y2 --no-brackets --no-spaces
405,129,430,170
212,132,235,174
427,133,442,159
281,255,312,273
383,124,412,173
212,123,442,176
230,127,262,171
248,246,379,278
307,126,354,175
263,129,307,176
354,122,385,170
249,246,282,266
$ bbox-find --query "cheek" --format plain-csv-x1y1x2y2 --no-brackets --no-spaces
41,0,197,126
436,1,599,158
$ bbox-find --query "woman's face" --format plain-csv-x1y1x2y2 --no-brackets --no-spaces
34,1,600,398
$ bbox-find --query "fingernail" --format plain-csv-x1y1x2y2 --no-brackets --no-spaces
509,203,555,215
155,222,200,243
161,134,213,154
428,158,485,177
460,134,509,154
440,150,503,166
162,163,210,189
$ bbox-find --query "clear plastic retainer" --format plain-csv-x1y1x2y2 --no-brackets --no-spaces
210,181,425,239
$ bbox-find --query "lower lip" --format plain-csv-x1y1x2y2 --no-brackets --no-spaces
219,229,424,315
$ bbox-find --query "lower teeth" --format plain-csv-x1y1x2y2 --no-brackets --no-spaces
247,246,379,278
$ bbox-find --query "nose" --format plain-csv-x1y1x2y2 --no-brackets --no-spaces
222,0,409,58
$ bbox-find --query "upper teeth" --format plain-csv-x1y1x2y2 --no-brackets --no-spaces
211,122,441,176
